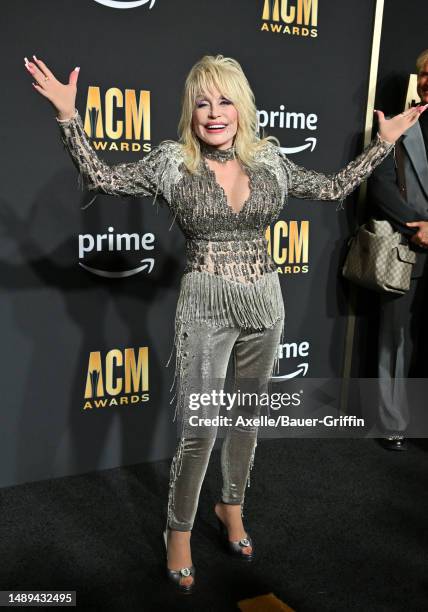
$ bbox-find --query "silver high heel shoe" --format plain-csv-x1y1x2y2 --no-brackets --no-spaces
163,528,196,594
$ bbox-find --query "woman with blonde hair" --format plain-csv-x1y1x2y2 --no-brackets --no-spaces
24,52,425,594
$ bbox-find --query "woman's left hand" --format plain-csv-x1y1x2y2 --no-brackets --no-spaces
376,105,428,144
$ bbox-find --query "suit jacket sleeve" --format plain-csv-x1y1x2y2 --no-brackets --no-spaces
367,145,422,236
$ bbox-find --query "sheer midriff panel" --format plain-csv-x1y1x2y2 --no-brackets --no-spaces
184,237,277,284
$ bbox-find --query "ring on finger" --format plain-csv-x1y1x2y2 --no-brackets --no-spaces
44,76,49,81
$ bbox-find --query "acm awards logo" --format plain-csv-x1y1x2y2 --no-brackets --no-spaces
265,220,309,275
261,0,318,38
83,86,152,153
83,347,149,410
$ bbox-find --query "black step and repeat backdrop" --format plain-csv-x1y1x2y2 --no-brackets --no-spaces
1,0,378,488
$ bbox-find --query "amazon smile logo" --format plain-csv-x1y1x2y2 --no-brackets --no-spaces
280,138,316,154
271,339,310,381
78,226,156,278
257,106,318,154
93,0,156,9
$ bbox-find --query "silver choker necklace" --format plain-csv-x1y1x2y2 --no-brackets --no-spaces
200,140,236,163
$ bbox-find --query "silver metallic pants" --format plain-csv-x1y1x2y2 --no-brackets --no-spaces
166,317,284,532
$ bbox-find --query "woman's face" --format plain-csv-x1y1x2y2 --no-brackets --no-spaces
192,86,238,150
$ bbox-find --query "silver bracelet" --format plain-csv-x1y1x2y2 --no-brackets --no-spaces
56,108,78,123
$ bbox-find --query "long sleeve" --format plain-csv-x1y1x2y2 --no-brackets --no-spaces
277,133,394,202
367,150,423,236
56,108,175,201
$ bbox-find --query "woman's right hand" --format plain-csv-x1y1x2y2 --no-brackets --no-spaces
24,55,80,120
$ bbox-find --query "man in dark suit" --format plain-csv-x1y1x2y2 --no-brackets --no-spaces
368,49,428,450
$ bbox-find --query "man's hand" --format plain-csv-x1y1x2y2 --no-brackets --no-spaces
406,220,428,248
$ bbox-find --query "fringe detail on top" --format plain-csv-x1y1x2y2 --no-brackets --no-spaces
175,270,284,330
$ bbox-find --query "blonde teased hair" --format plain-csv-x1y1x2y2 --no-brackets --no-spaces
177,54,276,174
416,49,428,74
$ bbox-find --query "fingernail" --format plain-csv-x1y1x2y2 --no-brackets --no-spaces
24,56,29,65
74,66,80,71
33,54,38,61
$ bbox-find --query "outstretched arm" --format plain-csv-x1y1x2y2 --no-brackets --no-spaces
282,133,394,202
56,109,171,198
279,106,427,202
24,55,174,200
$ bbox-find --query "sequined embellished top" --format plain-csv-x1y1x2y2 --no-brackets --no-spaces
56,109,394,332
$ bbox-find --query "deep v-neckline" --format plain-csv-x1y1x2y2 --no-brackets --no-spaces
203,158,253,216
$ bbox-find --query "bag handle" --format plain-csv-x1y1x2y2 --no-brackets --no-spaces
394,139,407,201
